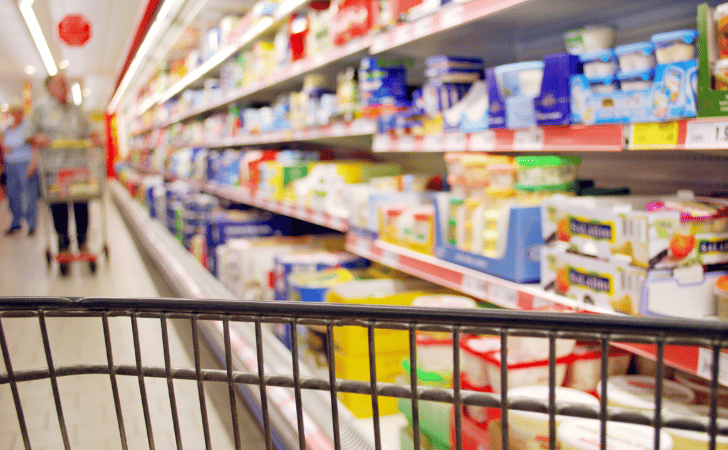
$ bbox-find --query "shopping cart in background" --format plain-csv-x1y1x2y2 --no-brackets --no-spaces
37,141,109,275
1,297,727,450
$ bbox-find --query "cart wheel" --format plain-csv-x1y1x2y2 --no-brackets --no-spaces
104,245,109,259
59,263,70,276
45,249,52,267
89,260,97,273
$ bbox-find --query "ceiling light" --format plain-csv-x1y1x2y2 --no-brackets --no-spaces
72,82,82,106
59,60,70,69
82,88,91,97
1,104,8,112
24,65,36,75
18,0,57,76
108,0,184,112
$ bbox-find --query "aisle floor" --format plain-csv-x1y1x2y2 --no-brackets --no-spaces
0,196,267,449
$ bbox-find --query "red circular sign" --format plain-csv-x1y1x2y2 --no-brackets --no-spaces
58,14,92,47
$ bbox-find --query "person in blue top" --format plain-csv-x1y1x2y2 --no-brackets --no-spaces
1,103,38,235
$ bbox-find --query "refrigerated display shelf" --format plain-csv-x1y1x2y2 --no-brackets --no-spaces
167,119,376,149
130,33,373,136
343,232,728,384
110,179,385,450
134,0,313,117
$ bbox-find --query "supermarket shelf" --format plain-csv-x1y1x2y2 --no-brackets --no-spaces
193,180,350,231
373,125,625,153
173,119,377,148
131,34,373,136
135,0,312,117
345,232,605,312
344,232,728,382
110,180,379,450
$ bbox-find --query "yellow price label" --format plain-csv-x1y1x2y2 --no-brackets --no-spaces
630,122,680,150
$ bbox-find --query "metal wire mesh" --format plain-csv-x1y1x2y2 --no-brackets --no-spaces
0,296,727,450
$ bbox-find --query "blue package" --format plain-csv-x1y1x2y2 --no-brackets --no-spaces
359,57,409,108
570,60,697,124
426,55,483,69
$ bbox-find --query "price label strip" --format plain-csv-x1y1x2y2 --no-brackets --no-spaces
413,16,433,38
461,274,489,298
423,134,442,151
468,131,496,151
381,249,399,268
440,4,464,29
697,348,728,386
372,134,391,152
630,122,679,150
685,120,728,150
487,283,519,308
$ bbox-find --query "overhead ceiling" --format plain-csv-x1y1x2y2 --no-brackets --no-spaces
0,0,148,112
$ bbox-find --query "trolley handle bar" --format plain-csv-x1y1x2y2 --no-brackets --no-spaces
0,297,727,339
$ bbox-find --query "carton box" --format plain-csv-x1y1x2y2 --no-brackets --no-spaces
434,193,542,283
698,3,728,117
541,195,728,269
570,60,697,124
542,245,728,318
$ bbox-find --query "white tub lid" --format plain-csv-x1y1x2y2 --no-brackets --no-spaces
558,419,673,450
597,375,695,411
412,294,477,309
461,336,501,356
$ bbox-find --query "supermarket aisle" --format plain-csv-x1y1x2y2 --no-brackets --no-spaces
0,196,267,449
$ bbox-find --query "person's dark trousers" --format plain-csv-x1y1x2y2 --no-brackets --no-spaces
50,202,88,251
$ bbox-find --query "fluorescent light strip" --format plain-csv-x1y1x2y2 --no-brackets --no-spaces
72,82,82,105
18,0,57,76
108,0,183,112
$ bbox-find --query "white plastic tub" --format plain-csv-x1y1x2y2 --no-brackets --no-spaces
618,70,654,92
558,418,673,450
674,371,728,407
615,42,656,73
494,61,545,98
579,49,618,79
596,375,695,413
508,386,600,450
481,350,572,393
651,29,699,64
460,335,501,388
565,345,631,392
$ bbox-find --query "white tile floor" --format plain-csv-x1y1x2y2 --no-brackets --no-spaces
0,195,267,449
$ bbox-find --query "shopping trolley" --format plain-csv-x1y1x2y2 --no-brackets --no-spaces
37,141,109,275
1,297,728,450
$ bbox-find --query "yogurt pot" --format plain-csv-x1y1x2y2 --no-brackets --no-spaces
579,49,618,79
412,294,478,372
564,25,617,55
494,61,545,98
651,29,699,64
508,386,600,450
615,41,656,73
460,335,502,388
618,69,654,92
557,418,674,450
597,375,695,413
715,60,728,91
565,345,631,392
589,79,620,94
674,370,728,407
461,372,493,424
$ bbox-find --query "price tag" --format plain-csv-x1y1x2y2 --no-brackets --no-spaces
423,134,442,151
313,53,326,67
629,122,679,150
395,26,410,45
461,275,488,297
487,283,519,308
468,131,496,151
413,16,433,38
373,134,391,152
513,128,545,151
331,122,345,136
531,295,554,310
371,34,389,53
381,249,399,267
399,136,415,152
443,133,467,151
697,348,728,386
685,120,728,149
355,236,370,255
440,4,464,29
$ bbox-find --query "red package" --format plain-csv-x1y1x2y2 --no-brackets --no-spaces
331,0,377,45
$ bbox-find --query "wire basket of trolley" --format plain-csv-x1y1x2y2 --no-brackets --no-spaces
37,140,109,275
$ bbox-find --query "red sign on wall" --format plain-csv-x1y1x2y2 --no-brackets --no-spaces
58,14,92,47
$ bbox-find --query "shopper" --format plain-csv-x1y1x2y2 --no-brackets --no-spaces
2,103,38,235
27,74,101,254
